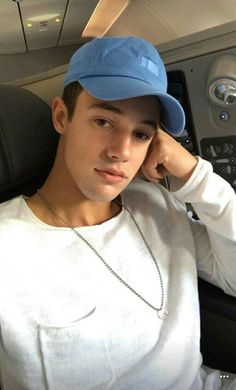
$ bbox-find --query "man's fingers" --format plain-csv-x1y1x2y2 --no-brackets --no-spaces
141,163,168,182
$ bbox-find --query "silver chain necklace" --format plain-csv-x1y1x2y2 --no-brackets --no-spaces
36,190,168,320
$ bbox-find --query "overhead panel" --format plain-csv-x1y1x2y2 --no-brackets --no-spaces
0,1,26,54
59,0,100,46
105,0,175,45
104,0,236,46
20,0,68,51
138,0,236,43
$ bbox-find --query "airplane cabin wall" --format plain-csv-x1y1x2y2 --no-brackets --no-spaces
167,46,236,192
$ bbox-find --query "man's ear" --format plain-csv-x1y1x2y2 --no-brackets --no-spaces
51,96,68,134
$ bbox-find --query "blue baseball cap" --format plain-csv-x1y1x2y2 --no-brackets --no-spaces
64,36,185,136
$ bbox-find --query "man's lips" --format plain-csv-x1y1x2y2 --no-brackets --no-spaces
95,168,127,183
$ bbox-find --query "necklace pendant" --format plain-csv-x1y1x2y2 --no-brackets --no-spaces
157,308,168,320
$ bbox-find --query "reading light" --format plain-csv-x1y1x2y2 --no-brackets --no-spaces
207,55,236,106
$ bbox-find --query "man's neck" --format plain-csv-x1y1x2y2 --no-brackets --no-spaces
26,184,121,228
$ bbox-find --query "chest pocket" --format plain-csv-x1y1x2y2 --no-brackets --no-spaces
38,307,113,390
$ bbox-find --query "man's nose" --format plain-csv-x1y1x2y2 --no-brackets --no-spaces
105,132,131,162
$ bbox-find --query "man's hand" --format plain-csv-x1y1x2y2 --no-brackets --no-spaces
142,129,198,183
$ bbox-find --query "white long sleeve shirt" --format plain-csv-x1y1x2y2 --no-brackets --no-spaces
0,157,235,390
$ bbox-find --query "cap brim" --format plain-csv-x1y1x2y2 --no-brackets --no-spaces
78,76,185,136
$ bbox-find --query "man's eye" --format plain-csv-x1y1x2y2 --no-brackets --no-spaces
95,119,111,127
135,131,152,141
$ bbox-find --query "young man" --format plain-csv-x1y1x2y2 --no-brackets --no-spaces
0,36,235,389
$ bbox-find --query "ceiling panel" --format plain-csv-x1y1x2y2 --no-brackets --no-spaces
20,0,68,50
1,0,236,55
104,0,236,46
59,0,100,46
0,1,26,54
136,0,236,41
105,1,176,45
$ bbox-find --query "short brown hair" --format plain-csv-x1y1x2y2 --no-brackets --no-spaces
62,82,83,120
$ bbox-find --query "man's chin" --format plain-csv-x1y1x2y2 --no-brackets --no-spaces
81,178,133,203
87,188,125,203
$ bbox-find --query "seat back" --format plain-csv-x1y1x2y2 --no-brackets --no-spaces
0,85,59,202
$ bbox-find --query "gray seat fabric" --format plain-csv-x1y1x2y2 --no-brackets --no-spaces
0,85,58,202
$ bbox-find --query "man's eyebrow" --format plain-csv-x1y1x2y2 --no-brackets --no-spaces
141,120,158,131
89,102,122,115
89,102,159,131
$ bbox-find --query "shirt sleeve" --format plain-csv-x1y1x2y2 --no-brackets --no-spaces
170,157,236,296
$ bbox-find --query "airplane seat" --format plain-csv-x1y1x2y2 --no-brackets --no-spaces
0,84,59,203
199,278,236,374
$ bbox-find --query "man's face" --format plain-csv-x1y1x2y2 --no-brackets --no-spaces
54,90,160,202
